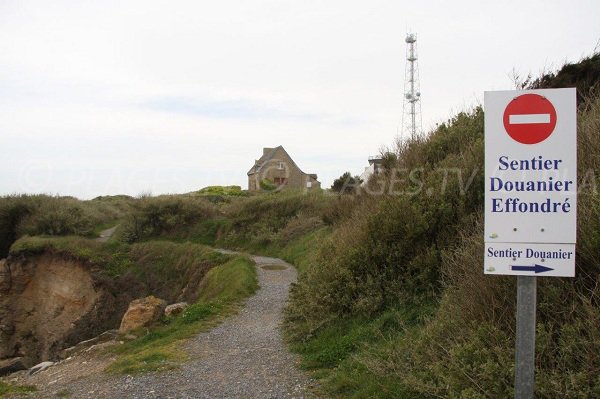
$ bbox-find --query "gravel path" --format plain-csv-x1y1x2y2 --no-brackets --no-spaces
13,254,316,398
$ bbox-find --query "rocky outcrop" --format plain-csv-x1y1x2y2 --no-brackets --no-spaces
119,296,167,332
0,254,100,362
0,253,143,366
0,247,214,368
164,302,189,317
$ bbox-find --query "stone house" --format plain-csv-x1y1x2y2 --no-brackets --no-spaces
247,146,321,191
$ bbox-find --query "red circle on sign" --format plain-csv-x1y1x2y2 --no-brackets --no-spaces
502,94,557,144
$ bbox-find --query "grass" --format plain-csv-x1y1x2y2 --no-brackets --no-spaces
291,305,434,398
105,255,258,374
275,227,331,272
10,235,111,263
8,235,136,278
126,241,232,300
89,220,120,239
185,218,230,246
0,381,36,398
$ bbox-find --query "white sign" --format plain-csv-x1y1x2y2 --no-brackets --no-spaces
484,88,577,277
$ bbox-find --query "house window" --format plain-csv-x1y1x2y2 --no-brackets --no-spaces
306,181,312,188
277,161,284,170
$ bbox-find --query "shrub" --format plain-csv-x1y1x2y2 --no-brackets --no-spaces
331,172,362,194
359,78,600,398
196,185,246,197
286,106,485,340
0,195,32,258
259,178,278,191
0,194,130,258
215,191,334,249
122,195,217,242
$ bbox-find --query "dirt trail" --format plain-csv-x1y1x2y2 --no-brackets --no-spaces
96,225,118,243
9,254,316,398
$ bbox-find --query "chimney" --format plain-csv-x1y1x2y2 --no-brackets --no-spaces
263,147,274,156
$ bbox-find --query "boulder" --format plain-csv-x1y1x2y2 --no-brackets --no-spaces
119,296,167,333
164,302,189,317
0,357,29,376
28,361,54,376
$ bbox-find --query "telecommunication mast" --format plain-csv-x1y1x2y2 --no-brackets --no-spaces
402,33,422,140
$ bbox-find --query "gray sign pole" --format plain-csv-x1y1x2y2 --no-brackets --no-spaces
514,275,537,398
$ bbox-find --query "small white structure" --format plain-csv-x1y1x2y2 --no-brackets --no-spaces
360,155,384,185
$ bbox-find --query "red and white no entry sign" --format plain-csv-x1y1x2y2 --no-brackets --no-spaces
502,94,557,144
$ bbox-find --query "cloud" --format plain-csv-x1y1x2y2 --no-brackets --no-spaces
1,0,599,198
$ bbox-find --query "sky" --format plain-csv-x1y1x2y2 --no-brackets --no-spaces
1,0,599,199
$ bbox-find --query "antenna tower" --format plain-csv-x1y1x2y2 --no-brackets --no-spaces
402,33,422,140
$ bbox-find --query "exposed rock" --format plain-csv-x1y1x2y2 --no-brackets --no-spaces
61,330,118,358
119,296,167,333
0,249,208,366
0,253,144,365
0,255,101,362
164,302,189,317
0,357,30,376
28,361,54,376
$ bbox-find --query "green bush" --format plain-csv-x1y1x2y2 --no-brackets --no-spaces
196,185,246,197
331,172,362,194
286,106,485,339
259,178,278,191
121,195,217,242
215,191,335,250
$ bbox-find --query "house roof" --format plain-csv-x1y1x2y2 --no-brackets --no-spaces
247,145,318,180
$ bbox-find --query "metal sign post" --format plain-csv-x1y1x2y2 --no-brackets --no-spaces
514,276,536,398
484,88,577,398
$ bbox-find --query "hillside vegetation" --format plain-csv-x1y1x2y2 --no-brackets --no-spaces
1,53,598,397
0,194,133,258
280,54,600,398
0,195,259,381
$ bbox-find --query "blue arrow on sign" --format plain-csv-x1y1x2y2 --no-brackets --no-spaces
511,264,554,274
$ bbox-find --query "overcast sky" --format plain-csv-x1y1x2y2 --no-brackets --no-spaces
1,0,598,199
